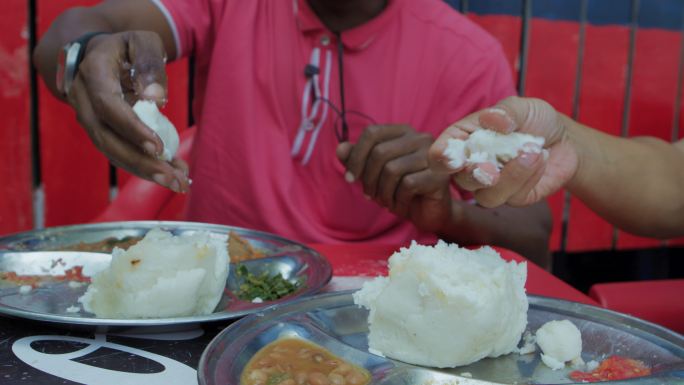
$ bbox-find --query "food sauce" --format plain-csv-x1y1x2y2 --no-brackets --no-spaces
60,231,264,262
241,338,371,385
569,356,651,382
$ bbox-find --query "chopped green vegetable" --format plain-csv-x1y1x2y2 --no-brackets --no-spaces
235,264,303,301
266,373,291,385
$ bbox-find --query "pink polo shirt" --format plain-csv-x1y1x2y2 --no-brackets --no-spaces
153,0,515,245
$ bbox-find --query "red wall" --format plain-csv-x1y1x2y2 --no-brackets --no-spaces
0,0,32,235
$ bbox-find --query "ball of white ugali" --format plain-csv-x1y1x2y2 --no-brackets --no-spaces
133,100,180,162
353,241,528,368
444,130,545,170
535,319,583,370
78,228,229,318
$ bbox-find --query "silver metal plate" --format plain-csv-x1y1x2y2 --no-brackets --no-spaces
199,291,684,385
0,221,332,330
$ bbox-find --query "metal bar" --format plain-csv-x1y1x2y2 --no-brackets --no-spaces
621,0,639,139
671,8,684,143
28,0,40,188
561,0,589,255
28,0,44,229
613,0,640,249
517,0,533,95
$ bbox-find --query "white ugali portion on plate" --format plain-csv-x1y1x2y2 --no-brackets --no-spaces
353,241,528,368
78,228,229,319
535,319,583,370
133,100,180,162
444,130,544,170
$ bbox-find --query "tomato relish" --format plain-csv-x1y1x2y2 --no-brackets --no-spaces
570,356,651,383
1,265,90,288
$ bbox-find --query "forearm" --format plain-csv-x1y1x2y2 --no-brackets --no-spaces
437,200,552,268
565,116,684,238
33,0,176,100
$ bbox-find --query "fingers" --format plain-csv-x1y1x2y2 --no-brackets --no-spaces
428,112,481,173
473,150,545,208
71,75,188,192
478,106,517,134
342,125,408,182
78,32,167,156
361,134,431,199
125,31,168,106
483,96,564,143
393,169,449,219
376,150,428,209
453,162,500,191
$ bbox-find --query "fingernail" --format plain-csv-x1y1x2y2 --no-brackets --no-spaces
152,173,168,187
518,152,540,167
143,141,157,155
487,107,507,116
486,107,516,133
473,167,494,186
345,172,355,183
142,83,165,102
188,178,193,185
170,179,181,193
364,194,371,200
542,149,550,161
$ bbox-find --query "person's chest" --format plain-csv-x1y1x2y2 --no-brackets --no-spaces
194,1,459,160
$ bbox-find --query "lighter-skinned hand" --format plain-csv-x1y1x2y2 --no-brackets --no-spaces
428,96,579,208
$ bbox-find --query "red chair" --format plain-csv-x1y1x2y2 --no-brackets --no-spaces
589,279,684,334
90,127,195,223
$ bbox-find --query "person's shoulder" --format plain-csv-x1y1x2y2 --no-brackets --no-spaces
401,0,502,55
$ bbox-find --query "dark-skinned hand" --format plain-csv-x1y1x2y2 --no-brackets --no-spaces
66,31,189,192
337,124,451,233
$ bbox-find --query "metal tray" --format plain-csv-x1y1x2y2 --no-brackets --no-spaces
199,291,684,385
0,221,332,331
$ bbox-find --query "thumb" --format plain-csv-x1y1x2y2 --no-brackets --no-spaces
125,31,168,106
479,96,564,146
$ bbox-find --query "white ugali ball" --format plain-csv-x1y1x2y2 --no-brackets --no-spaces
535,319,583,370
353,241,528,368
444,130,544,170
133,100,180,162
78,228,229,318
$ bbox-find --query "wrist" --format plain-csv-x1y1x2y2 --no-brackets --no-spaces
562,115,590,192
56,31,110,97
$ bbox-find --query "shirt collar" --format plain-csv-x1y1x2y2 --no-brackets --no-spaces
293,0,402,51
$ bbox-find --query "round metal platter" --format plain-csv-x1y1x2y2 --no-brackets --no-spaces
0,221,332,330
199,291,684,385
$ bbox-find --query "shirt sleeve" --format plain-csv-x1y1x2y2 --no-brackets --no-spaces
149,0,221,59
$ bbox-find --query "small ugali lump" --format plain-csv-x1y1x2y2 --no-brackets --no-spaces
78,228,229,318
19,285,32,294
133,100,179,161
535,319,583,370
353,241,528,368
444,130,545,170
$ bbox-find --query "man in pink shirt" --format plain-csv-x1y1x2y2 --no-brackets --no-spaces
34,0,552,266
